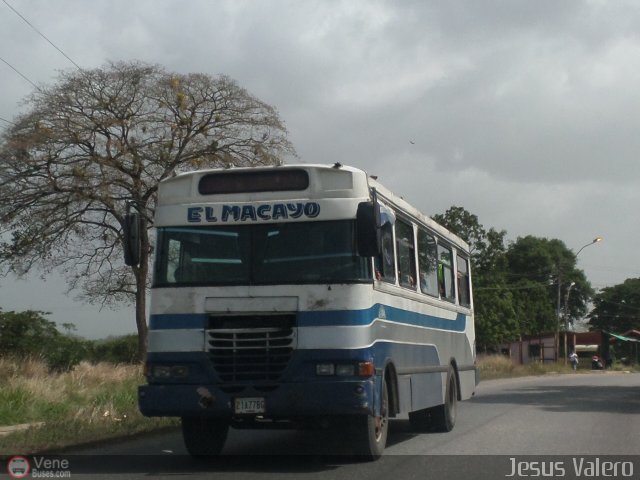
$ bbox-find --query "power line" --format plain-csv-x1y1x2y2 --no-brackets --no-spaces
475,283,551,292
0,56,40,90
0,116,17,126
2,0,82,71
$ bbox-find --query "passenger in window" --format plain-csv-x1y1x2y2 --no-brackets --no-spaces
399,271,415,288
437,263,446,297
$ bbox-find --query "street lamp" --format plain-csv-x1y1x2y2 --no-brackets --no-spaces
561,281,577,363
556,236,603,363
575,237,603,257
564,281,576,329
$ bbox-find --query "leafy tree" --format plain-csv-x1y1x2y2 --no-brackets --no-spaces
433,206,518,351
473,276,518,352
88,334,139,364
0,309,88,370
0,309,59,358
509,279,557,335
506,236,593,335
433,208,595,349
0,61,295,358
46,334,91,372
432,206,488,259
589,278,640,333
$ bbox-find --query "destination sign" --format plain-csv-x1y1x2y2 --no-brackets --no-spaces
187,202,321,223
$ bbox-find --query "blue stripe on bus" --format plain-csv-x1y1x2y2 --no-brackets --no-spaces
149,313,208,329
298,304,467,332
298,305,467,332
149,305,467,332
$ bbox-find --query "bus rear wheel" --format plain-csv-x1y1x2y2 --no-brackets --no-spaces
350,379,389,459
431,366,458,432
181,417,229,457
409,366,458,433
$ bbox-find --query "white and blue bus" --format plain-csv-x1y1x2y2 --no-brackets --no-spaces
128,163,477,458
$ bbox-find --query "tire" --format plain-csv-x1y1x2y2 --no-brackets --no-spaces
350,378,389,459
181,417,229,457
431,366,458,432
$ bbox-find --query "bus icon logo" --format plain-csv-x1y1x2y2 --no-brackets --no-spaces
7,456,30,479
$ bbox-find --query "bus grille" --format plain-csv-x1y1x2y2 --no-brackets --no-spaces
206,317,295,382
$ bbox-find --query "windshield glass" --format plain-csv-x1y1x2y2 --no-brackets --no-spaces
153,220,371,286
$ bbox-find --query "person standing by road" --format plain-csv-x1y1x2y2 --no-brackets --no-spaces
569,351,579,371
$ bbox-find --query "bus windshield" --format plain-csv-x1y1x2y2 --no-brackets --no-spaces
153,220,371,286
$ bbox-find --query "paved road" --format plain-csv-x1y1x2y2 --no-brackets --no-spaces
37,372,640,479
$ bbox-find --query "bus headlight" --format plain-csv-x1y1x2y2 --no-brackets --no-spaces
316,362,373,377
336,364,355,376
316,363,335,376
171,365,189,378
152,365,172,378
151,365,189,379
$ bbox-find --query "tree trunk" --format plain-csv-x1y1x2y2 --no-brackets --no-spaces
135,264,148,361
135,227,149,361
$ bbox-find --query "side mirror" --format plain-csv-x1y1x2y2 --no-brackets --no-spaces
356,201,381,257
123,211,142,267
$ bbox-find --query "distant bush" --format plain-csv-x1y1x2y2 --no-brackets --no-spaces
0,310,139,371
88,335,139,364
0,310,59,358
0,310,90,371
46,335,93,372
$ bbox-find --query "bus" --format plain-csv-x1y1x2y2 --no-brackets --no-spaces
125,163,477,458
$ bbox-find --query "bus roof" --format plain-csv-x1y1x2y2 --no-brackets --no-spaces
366,175,470,253
157,163,470,252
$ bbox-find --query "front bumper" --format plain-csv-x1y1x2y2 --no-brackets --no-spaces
139,379,375,419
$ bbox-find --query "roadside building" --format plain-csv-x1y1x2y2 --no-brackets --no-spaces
502,331,605,365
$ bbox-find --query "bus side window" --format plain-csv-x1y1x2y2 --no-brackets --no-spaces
437,243,455,302
375,221,396,283
396,219,416,289
418,229,438,297
457,254,471,307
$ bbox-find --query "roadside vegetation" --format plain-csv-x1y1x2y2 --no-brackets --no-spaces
0,310,139,373
0,357,178,455
1,352,637,455
0,310,178,455
477,354,639,381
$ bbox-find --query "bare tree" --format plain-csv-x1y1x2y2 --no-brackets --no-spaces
0,61,295,358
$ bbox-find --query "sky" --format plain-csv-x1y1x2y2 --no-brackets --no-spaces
1,0,638,339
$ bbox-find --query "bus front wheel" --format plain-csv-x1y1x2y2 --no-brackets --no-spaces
350,379,389,459
181,417,229,457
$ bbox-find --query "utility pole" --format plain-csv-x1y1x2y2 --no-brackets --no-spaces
556,237,602,364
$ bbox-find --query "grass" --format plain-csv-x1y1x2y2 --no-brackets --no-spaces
476,354,640,380
0,358,178,456
477,354,571,380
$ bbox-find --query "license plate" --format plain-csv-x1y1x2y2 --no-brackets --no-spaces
234,397,265,414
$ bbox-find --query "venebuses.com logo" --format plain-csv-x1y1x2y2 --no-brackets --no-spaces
6,455,71,478
6,456,30,479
